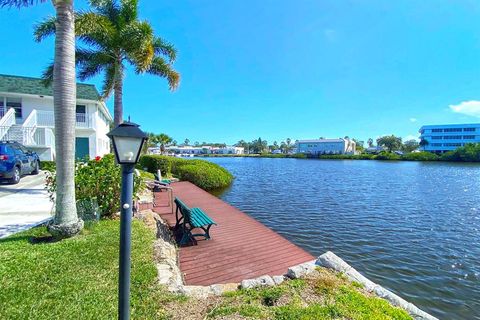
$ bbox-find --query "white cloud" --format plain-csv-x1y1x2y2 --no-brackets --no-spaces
449,100,480,118
409,118,417,122
403,135,419,142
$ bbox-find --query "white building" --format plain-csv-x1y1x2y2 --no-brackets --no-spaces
296,138,356,155
0,74,112,160
162,145,245,155
212,146,244,155
419,123,480,153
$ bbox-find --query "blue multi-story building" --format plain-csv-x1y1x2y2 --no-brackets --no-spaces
419,123,480,153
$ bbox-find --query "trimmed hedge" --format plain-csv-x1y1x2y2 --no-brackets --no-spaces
139,155,234,190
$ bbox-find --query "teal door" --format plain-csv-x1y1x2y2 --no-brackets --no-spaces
75,137,90,160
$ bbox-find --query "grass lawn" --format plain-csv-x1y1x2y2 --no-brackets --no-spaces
0,219,412,320
0,220,180,320
198,270,412,320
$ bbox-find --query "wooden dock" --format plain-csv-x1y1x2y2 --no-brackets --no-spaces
144,181,314,286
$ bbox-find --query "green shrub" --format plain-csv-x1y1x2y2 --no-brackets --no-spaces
138,155,234,190
374,152,401,160
402,152,439,161
138,155,172,176
176,162,233,190
440,143,480,162
45,154,144,218
40,160,56,172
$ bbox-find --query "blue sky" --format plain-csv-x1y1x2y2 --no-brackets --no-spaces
1,0,480,145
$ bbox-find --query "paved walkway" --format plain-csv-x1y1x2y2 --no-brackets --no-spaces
145,181,314,286
0,173,52,239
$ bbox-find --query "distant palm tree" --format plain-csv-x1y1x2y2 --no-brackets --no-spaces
1,0,82,238
184,138,190,146
158,133,172,154
34,0,180,127
367,138,374,148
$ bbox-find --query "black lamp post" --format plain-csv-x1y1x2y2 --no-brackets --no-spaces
107,121,147,320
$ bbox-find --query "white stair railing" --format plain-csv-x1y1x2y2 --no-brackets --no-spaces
0,108,16,141
22,110,38,145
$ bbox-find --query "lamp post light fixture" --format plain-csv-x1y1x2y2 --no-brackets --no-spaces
107,121,147,320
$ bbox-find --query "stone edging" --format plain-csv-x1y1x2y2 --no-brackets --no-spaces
140,210,438,319
317,251,439,320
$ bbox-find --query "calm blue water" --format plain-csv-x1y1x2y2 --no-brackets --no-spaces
207,157,480,320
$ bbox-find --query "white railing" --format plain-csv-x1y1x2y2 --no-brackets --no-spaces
36,110,92,128
37,110,55,127
22,109,37,128
0,108,16,140
45,127,55,151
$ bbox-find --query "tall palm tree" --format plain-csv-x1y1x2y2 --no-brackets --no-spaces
1,0,82,238
35,0,180,127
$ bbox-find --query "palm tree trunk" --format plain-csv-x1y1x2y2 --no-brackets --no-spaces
48,0,83,238
114,75,123,127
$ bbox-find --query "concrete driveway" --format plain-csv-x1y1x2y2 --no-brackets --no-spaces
0,173,53,239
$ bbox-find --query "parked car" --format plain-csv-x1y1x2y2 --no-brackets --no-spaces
0,141,40,184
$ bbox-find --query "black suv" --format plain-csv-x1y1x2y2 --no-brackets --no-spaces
0,141,40,184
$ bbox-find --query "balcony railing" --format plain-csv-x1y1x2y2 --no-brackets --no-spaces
36,110,92,128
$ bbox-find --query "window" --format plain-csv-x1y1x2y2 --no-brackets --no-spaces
431,143,442,147
444,143,462,147
444,128,462,132
6,97,22,119
443,135,462,140
431,129,443,133
432,136,443,140
463,135,475,139
464,128,476,132
76,105,86,123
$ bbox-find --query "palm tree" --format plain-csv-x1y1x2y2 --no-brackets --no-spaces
1,0,82,238
34,0,180,127
158,133,172,154
184,138,190,146
367,138,374,148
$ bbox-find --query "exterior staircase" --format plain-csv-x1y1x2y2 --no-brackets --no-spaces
3,125,24,143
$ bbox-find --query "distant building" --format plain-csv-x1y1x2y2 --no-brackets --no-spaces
296,138,356,155
419,123,480,153
213,146,244,155
162,145,244,155
365,146,385,154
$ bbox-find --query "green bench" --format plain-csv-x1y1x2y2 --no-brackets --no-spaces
174,197,217,245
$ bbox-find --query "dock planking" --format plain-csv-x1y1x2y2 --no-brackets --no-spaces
146,181,314,286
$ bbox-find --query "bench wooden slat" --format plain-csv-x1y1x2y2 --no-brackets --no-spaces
174,197,217,245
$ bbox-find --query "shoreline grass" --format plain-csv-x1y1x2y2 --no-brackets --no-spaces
0,219,413,320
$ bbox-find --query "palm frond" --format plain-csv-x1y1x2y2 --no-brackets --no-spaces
119,0,138,23
76,11,116,49
153,37,177,62
76,48,113,81
89,0,120,25
33,15,55,42
0,0,46,8
100,63,120,99
122,20,155,71
146,56,180,91
41,62,54,87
